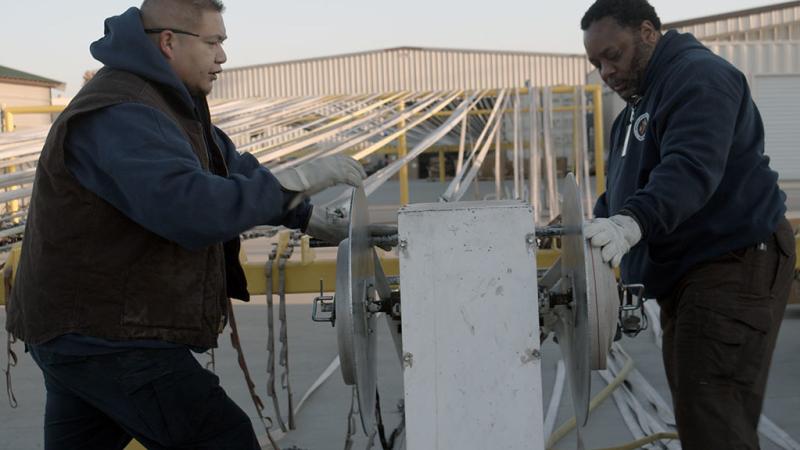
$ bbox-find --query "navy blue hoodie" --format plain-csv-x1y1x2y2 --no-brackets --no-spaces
594,30,786,298
43,8,312,354
65,7,311,251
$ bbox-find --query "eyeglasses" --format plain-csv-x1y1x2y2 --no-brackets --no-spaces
144,28,200,37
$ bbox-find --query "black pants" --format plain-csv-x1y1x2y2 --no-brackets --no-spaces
657,218,795,450
29,346,260,450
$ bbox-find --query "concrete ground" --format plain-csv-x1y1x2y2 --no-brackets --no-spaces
1,298,798,450
1,178,799,449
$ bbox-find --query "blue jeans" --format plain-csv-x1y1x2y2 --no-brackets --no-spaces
29,345,260,450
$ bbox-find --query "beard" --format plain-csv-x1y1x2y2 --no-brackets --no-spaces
618,35,654,102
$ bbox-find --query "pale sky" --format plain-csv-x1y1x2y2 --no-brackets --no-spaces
3,0,779,96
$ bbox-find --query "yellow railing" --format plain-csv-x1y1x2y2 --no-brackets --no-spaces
0,104,68,219
0,230,563,305
1,104,66,133
0,85,597,303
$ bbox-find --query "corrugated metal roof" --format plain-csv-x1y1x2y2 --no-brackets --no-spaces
226,46,588,71
212,47,590,99
664,1,800,28
0,65,65,89
707,40,800,78
664,1,800,41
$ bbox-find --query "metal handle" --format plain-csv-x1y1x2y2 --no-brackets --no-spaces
311,279,336,326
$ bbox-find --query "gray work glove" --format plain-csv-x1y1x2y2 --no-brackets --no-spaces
584,214,642,268
306,207,398,251
274,155,367,209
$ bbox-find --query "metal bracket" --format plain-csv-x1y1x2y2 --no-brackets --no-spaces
617,283,648,338
312,280,335,326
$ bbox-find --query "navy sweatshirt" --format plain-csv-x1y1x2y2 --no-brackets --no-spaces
43,8,311,354
65,7,311,250
594,30,786,298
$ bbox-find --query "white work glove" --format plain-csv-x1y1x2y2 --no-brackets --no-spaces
274,155,367,209
584,214,642,268
306,207,398,250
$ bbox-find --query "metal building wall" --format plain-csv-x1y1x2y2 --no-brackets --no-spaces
678,22,800,41
709,42,800,180
590,40,800,173
211,48,591,99
667,2,800,41
753,74,800,180
707,41,800,79
0,82,54,130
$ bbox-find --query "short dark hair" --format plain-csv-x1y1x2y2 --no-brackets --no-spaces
580,0,661,31
141,0,225,29
141,0,224,11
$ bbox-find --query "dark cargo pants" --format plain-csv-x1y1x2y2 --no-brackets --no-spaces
657,218,795,450
29,345,260,450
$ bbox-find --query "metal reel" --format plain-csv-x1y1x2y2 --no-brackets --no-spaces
334,186,378,434
553,173,618,427
586,244,618,370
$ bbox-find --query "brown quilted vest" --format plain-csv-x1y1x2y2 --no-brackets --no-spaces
5,67,246,348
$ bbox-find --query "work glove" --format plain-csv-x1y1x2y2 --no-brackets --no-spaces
584,214,642,268
274,155,367,209
306,206,398,251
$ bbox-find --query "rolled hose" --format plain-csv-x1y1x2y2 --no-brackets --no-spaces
546,352,680,450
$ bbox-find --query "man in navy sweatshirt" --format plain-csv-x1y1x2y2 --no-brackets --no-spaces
581,0,795,448
6,1,381,448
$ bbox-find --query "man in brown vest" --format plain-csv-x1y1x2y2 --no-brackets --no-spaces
5,1,372,448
